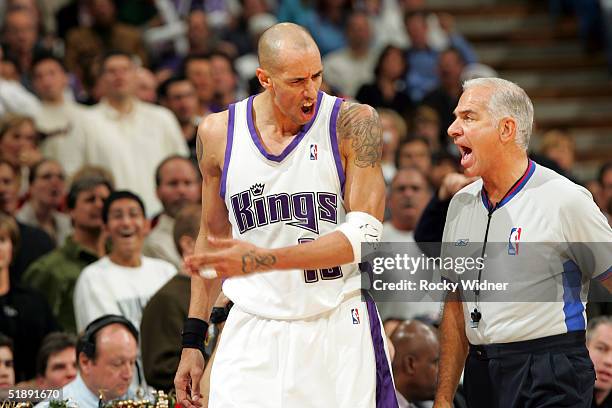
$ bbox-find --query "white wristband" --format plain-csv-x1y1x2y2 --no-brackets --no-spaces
335,211,383,264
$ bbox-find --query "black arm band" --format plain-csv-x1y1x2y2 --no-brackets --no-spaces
181,318,209,354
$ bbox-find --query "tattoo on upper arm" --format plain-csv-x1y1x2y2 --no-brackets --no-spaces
337,103,383,168
196,133,204,163
242,251,276,273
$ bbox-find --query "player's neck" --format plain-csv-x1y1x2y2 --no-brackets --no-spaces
481,152,528,205
256,92,302,137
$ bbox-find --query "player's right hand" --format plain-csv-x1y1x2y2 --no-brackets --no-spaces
175,348,206,408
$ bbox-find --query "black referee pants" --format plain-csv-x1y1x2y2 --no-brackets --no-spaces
463,331,595,408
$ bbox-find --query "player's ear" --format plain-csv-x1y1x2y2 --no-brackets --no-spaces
256,68,272,90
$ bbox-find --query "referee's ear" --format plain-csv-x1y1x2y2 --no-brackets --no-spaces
498,116,517,146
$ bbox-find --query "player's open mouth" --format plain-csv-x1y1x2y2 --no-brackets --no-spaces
301,101,314,115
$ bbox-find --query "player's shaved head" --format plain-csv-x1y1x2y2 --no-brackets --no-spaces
258,23,319,73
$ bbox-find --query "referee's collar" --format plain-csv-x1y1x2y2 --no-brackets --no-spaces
481,159,536,212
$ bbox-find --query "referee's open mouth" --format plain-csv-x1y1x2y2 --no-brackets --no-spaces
458,145,474,168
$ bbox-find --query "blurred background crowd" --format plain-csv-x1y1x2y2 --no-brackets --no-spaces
0,0,611,406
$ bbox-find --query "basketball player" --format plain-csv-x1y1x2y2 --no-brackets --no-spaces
174,23,398,408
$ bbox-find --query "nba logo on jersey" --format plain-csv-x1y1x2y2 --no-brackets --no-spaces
310,144,318,160
351,308,360,324
508,227,522,255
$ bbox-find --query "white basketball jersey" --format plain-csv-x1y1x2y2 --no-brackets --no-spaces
220,92,361,319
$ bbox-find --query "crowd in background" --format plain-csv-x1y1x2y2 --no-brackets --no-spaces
0,0,611,406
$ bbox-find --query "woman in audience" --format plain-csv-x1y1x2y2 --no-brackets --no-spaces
355,45,414,118
0,213,58,382
0,114,42,197
0,333,15,389
16,159,71,246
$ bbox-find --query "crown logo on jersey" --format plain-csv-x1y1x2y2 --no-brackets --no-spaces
250,183,265,196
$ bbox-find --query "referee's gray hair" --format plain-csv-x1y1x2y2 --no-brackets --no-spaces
587,315,612,343
463,77,534,150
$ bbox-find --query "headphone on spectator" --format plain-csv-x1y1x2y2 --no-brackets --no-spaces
77,315,139,359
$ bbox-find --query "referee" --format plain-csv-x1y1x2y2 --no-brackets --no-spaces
433,78,612,408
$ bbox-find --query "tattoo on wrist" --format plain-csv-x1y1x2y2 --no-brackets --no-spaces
338,103,383,168
242,250,276,273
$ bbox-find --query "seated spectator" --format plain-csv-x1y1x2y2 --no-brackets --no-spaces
2,6,46,86
210,52,244,110
378,108,408,184
404,11,476,103
19,332,77,390
539,129,576,175
0,334,15,389
74,191,176,332
23,175,112,333
303,0,351,56
64,0,148,96
135,67,157,104
598,161,612,224
0,160,54,284
0,212,59,382
410,106,442,154
143,156,200,268
429,152,460,191
157,76,200,163
396,136,432,175
383,167,432,242
17,159,71,245
355,45,414,117
141,204,201,391
0,46,41,117
324,11,380,98
422,48,466,149
71,51,188,216
587,316,612,407
36,315,142,408
183,54,215,117
0,114,42,195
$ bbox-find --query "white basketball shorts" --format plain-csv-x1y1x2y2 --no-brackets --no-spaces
208,291,398,408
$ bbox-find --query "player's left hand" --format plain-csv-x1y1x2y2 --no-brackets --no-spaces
184,237,278,278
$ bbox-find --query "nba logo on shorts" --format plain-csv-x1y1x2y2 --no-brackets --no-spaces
508,227,522,255
351,308,360,324
310,144,318,160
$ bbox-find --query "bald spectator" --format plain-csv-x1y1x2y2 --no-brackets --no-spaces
391,320,443,408
35,316,142,408
396,136,433,175
323,11,379,98
143,156,200,268
587,316,612,407
64,0,148,88
158,76,200,162
383,167,432,242
69,52,188,216
135,67,157,104
183,54,215,117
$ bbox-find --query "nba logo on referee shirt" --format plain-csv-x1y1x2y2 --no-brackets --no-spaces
351,308,360,324
310,144,318,160
508,227,522,255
